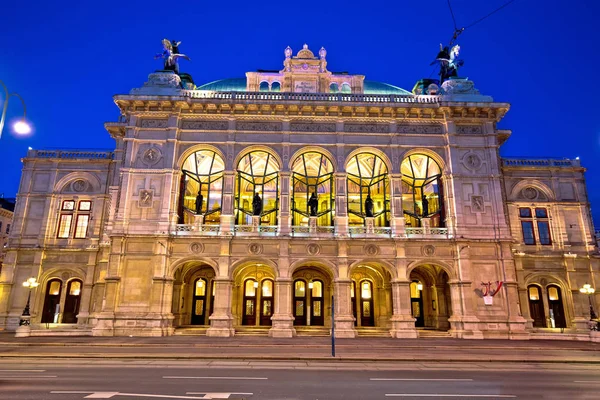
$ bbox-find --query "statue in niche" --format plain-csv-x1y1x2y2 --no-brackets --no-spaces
308,192,318,217
431,44,463,84
195,192,203,214
155,39,190,74
422,195,429,217
252,192,263,216
365,194,374,218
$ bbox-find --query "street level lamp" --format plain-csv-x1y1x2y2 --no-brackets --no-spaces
0,80,31,139
579,283,598,331
15,277,39,338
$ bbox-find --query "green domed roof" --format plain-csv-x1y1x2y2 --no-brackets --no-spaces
196,78,411,95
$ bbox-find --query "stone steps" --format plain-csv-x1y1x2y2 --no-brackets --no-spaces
295,326,330,337
356,327,391,338
417,329,452,338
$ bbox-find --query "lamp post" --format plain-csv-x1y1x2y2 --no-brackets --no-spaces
579,283,598,331
0,79,31,139
15,277,39,338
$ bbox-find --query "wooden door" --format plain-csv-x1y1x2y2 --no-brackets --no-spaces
351,281,357,326
547,285,566,328
242,279,257,326
191,278,207,325
209,280,215,317
410,281,424,327
41,279,62,323
62,280,82,324
360,280,375,327
260,279,274,326
528,285,546,328
293,280,307,325
310,280,324,326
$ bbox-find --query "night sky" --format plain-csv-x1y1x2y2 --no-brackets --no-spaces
1,1,599,226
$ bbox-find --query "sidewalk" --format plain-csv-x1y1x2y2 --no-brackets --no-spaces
1,333,599,364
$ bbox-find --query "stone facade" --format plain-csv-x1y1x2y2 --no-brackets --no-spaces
0,198,15,275
0,45,598,339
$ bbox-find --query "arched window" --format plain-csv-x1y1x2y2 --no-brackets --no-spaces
291,152,334,226
271,82,281,92
63,279,82,324
528,285,545,327
236,150,280,226
259,81,270,92
346,153,390,227
329,83,339,93
180,150,225,224
42,279,62,323
401,154,444,227
341,83,351,94
547,285,566,328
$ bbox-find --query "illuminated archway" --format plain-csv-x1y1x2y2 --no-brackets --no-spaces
401,153,444,227
236,150,280,225
346,152,390,227
291,151,335,226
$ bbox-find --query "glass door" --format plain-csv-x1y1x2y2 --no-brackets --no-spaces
310,280,324,326
260,279,274,326
293,280,307,325
547,285,566,328
410,281,424,327
351,281,357,326
242,279,257,325
42,279,62,323
360,280,375,327
528,285,546,328
191,278,207,325
63,280,82,324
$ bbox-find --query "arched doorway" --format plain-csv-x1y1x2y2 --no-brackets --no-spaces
292,267,331,327
409,264,452,331
172,263,216,327
350,264,393,329
41,279,62,323
525,281,569,329
527,285,545,327
400,153,444,228
232,263,276,327
547,285,566,328
63,279,82,324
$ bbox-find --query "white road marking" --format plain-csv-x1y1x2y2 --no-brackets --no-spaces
164,376,267,380
50,391,217,399
372,378,473,381
187,394,253,399
574,381,600,383
385,395,516,398
0,369,46,372
0,375,58,378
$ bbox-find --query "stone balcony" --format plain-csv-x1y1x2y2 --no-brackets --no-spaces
501,157,581,168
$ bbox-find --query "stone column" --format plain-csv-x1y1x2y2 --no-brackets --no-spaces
389,280,418,338
333,279,356,338
220,171,235,235
206,277,235,337
269,278,296,337
389,173,405,237
334,173,348,237
435,284,450,330
278,172,291,236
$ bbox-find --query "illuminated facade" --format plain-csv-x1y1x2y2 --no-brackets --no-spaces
1,44,598,339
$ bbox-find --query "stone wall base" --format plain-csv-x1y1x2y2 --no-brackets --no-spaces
269,315,296,338
389,315,418,338
91,313,174,337
206,314,235,337
334,316,357,338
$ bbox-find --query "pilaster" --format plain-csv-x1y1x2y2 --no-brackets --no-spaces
269,278,296,337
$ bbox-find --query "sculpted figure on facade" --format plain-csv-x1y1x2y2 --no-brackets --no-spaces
365,194,374,217
308,192,318,216
195,192,203,214
252,192,262,216
432,44,463,83
155,39,190,74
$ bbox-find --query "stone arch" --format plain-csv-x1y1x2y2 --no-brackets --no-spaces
399,148,446,173
230,258,279,281
523,272,569,293
509,179,555,201
169,256,219,279
344,147,392,173
348,259,397,281
233,145,283,172
406,259,456,282
288,146,337,172
523,272,572,328
54,172,102,194
176,144,227,171
288,258,337,280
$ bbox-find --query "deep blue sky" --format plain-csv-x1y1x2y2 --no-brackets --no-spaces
1,1,599,225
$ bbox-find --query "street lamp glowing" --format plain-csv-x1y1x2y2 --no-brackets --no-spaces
579,283,595,295
13,120,31,135
22,277,39,288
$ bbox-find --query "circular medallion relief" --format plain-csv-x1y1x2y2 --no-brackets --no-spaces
522,187,538,200
72,179,88,192
422,245,436,257
464,153,482,171
61,272,71,280
306,243,321,256
189,242,204,254
142,147,161,166
248,243,263,255
364,244,379,256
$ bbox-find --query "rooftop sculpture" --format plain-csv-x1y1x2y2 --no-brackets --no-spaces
431,43,464,84
155,39,190,74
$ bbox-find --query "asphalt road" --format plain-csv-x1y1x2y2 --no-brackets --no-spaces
1,360,599,399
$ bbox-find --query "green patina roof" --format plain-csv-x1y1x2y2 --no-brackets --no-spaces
195,78,411,95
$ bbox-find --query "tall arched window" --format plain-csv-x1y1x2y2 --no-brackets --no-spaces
346,153,390,227
271,82,281,92
236,150,280,225
180,150,225,224
259,81,270,92
329,83,339,93
401,154,444,227
341,83,351,94
291,152,334,226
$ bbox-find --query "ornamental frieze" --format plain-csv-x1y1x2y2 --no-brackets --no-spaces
140,119,168,128
344,123,389,133
290,122,336,132
181,120,229,130
236,121,282,131
397,124,443,134
456,125,483,134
